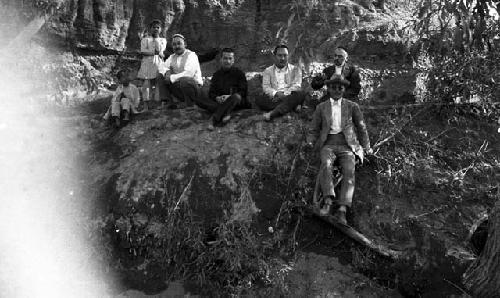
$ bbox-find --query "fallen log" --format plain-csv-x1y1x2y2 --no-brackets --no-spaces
305,206,403,259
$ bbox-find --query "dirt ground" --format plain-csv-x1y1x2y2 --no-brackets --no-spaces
57,94,499,297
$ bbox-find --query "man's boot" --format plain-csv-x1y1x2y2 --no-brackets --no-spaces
319,196,333,216
333,206,347,225
222,115,231,125
113,116,120,128
123,110,130,122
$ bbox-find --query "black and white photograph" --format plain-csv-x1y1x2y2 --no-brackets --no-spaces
1,0,499,296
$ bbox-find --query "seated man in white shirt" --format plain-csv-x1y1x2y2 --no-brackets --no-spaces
158,34,203,108
256,44,306,121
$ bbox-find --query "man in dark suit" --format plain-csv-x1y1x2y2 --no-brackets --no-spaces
307,74,372,224
195,47,249,129
311,47,361,101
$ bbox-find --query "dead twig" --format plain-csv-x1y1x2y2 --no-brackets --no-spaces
290,215,302,251
171,172,195,215
360,101,481,110
424,127,455,143
409,204,448,220
372,106,429,150
333,237,347,248
443,278,471,297
287,141,303,187
465,212,489,245
452,140,489,181
300,235,319,250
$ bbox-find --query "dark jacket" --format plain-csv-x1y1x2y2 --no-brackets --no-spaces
311,64,361,100
209,66,249,108
307,96,371,161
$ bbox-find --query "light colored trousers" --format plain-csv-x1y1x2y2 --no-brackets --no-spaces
111,97,132,117
319,144,356,207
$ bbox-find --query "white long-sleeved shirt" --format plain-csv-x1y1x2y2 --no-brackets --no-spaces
275,66,288,92
329,98,343,134
158,49,203,85
262,63,302,97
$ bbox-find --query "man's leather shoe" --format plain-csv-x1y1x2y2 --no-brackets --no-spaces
333,209,347,225
319,197,333,216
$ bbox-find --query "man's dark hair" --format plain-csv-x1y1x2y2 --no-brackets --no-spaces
273,44,289,55
149,19,162,28
221,47,235,54
116,69,129,80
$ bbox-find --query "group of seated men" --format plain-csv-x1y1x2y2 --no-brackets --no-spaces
109,33,371,225
154,34,363,129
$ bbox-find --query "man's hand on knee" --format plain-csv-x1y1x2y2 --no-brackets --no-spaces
273,91,285,101
164,73,172,84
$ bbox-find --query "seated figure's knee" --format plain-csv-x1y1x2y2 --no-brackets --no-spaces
342,164,355,176
232,93,242,103
344,177,355,187
342,163,356,181
320,149,336,167
321,158,333,168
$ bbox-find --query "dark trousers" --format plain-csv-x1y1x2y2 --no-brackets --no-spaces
195,93,243,125
255,91,305,118
319,144,356,208
158,76,201,106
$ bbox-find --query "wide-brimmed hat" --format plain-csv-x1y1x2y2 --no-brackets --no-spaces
325,74,350,87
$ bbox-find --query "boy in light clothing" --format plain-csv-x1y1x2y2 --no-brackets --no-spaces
103,69,141,127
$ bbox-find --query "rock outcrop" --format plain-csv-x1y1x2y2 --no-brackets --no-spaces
2,0,409,66
75,96,500,294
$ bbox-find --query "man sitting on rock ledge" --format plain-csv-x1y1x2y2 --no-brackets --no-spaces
158,34,203,108
257,44,306,121
196,48,249,130
311,47,361,101
307,74,372,225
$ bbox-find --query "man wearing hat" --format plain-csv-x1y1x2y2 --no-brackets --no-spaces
311,47,361,101
158,34,203,107
307,74,372,224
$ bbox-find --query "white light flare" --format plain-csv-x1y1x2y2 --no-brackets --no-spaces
0,49,110,297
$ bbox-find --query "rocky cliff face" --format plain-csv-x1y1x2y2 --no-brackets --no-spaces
3,1,499,295
3,0,406,67
2,0,419,105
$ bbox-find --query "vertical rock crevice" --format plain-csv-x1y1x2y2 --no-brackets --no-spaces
125,0,142,50
253,0,262,63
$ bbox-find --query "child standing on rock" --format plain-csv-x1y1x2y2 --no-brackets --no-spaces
103,69,141,128
137,19,167,110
